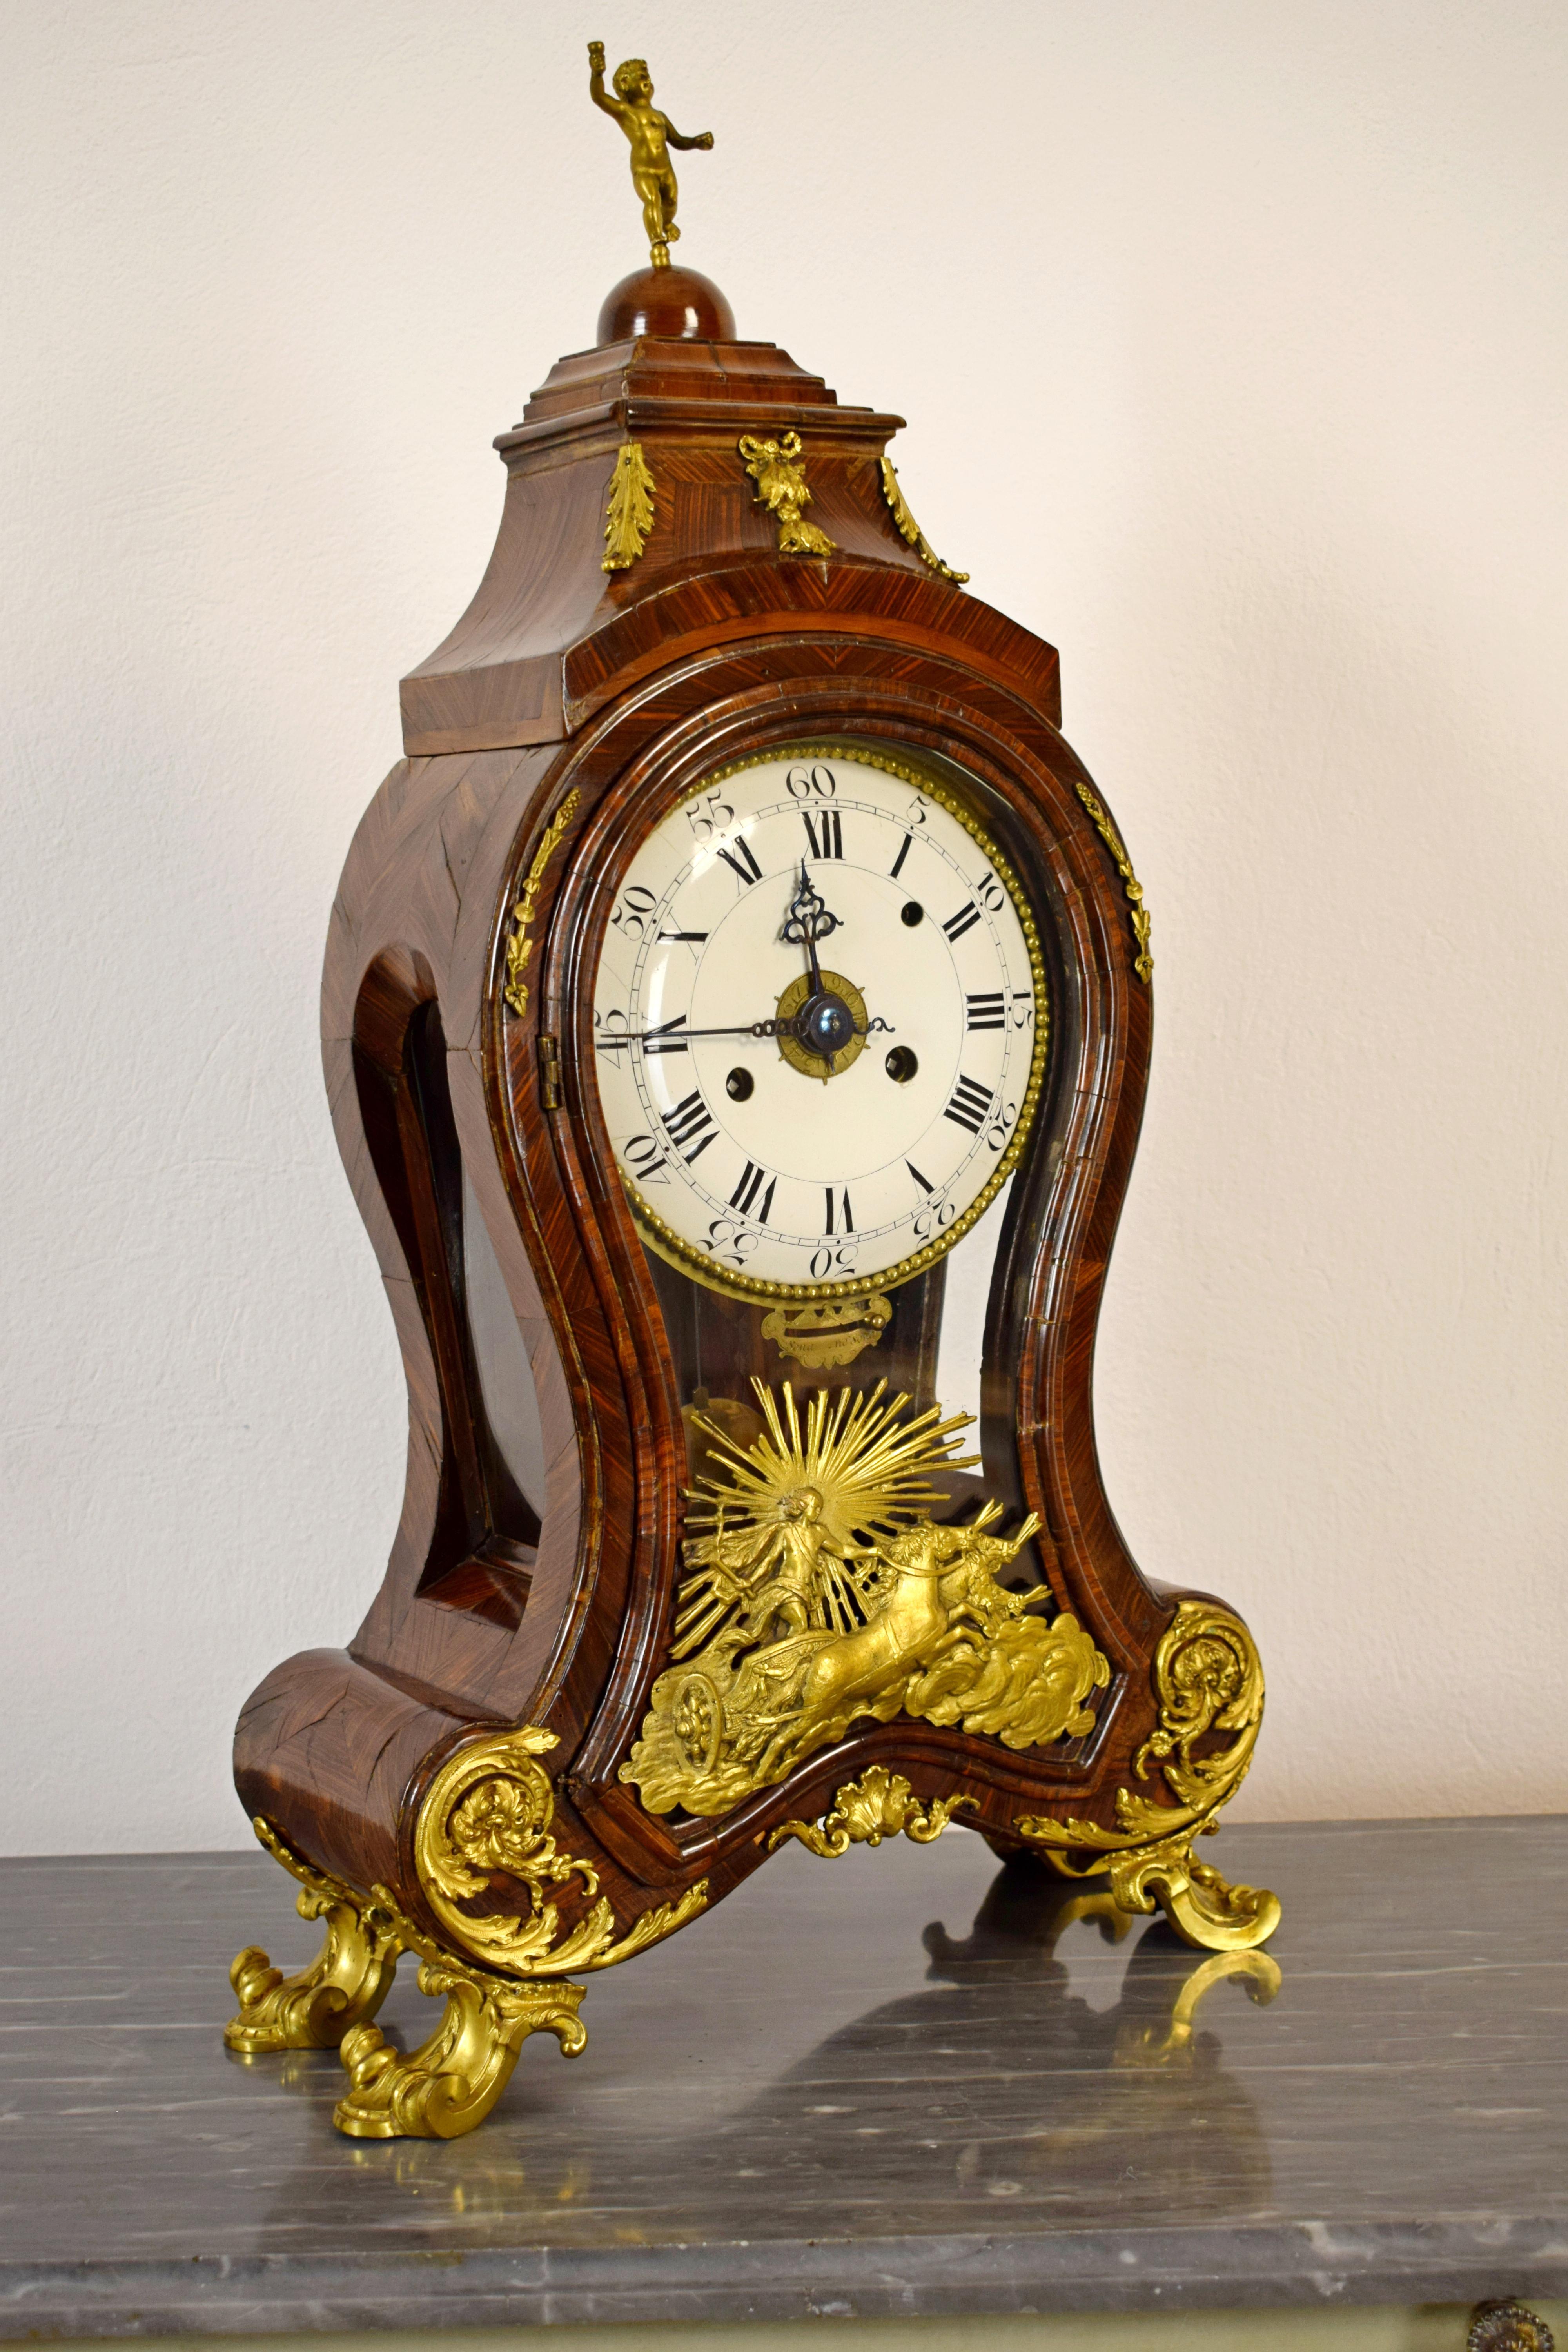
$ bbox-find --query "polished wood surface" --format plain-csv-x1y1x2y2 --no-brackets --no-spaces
234,286,1196,1954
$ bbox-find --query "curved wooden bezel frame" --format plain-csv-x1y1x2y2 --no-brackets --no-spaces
481,632,1168,1881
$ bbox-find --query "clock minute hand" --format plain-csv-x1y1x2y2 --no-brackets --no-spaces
597,1015,802,1050
598,1007,895,1052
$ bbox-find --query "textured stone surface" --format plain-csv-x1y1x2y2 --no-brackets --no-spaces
1,1817,1564,2336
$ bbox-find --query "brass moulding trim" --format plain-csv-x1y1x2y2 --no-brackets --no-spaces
1015,1600,1281,1953
621,1377,1110,1818
1469,2303,1557,2352
1074,779,1154,982
223,1818,403,2054
769,1765,975,1857
414,1724,709,1975
503,788,582,1020
739,431,837,557
622,743,1049,1305
602,442,656,572
878,457,969,584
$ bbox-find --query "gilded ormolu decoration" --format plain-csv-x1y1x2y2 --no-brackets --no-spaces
620,1379,1111,1818
761,1291,891,1370
739,431,837,557
502,788,581,1019
334,1877,589,2143
878,457,970,584
587,42,713,270
769,1765,975,1857
601,441,656,572
1073,779,1154,982
336,1960,586,2141
1016,1601,1281,1953
414,1726,710,1975
224,1817,403,2054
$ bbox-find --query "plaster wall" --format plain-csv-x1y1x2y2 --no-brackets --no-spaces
2,0,1564,1850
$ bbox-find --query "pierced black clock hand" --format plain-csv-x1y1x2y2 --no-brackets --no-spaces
597,1009,892,1052
780,860,840,996
597,1015,801,1050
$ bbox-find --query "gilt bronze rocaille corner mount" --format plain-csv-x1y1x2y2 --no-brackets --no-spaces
1014,1601,1279,1952
226,1731,708,2141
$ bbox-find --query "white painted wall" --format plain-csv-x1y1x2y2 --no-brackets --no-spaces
3,1,1564,1853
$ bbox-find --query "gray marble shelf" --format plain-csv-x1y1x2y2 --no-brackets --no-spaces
1,1816,1564,2337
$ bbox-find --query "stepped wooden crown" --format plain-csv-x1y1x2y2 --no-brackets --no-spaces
400,264,1057,756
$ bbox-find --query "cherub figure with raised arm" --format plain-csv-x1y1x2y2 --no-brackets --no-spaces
588,42,713,268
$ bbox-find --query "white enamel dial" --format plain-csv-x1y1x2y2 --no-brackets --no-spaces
591,746,1046,1301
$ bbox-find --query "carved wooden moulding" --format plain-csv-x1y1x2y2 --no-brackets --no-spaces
226,230,1278,2142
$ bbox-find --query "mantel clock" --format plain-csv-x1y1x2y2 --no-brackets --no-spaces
226,48,1279,2141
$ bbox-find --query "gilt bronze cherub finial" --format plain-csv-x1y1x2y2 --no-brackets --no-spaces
588,42,713,269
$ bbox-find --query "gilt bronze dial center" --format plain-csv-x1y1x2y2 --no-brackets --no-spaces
773,968,871,1080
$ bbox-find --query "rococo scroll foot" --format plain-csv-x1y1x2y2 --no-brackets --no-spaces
333,1960,587,2141
1104,1831,1282,1953
224,1818,403,2054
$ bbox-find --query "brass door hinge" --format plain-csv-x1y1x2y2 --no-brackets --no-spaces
537,1033,562,1110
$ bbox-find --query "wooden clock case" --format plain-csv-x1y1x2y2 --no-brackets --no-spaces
225,266,1278,2141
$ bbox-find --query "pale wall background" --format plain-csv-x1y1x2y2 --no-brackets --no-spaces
3,0,1565,1853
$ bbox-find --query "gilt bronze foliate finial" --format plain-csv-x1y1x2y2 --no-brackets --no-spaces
588,41,714,270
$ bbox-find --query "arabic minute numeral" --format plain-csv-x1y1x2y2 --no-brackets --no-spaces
986,1099,1019,1154
810,1241,858,1279
684,786,734,839
823,1185,855,1236
915,1191,958,1241
622,1133,673,1185
1011,989,1034,1028
661,1089,718,1163
942,901,981,942
611,883,659,939
704,1217,759,1269
965,991,1005,1031
716,834,763,888
802,807,844,860
976,868,1006,911
785,763,837,798
944,1074,995,1135
729,1160,777,1223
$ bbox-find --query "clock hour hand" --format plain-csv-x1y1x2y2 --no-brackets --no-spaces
780,860,840,994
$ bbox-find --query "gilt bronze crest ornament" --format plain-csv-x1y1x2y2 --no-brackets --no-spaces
225,44,1279,2141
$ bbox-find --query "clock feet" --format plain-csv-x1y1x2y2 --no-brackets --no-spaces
1100,1831,1282,1953
334,1961,587,2141
223,1818,403,2054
